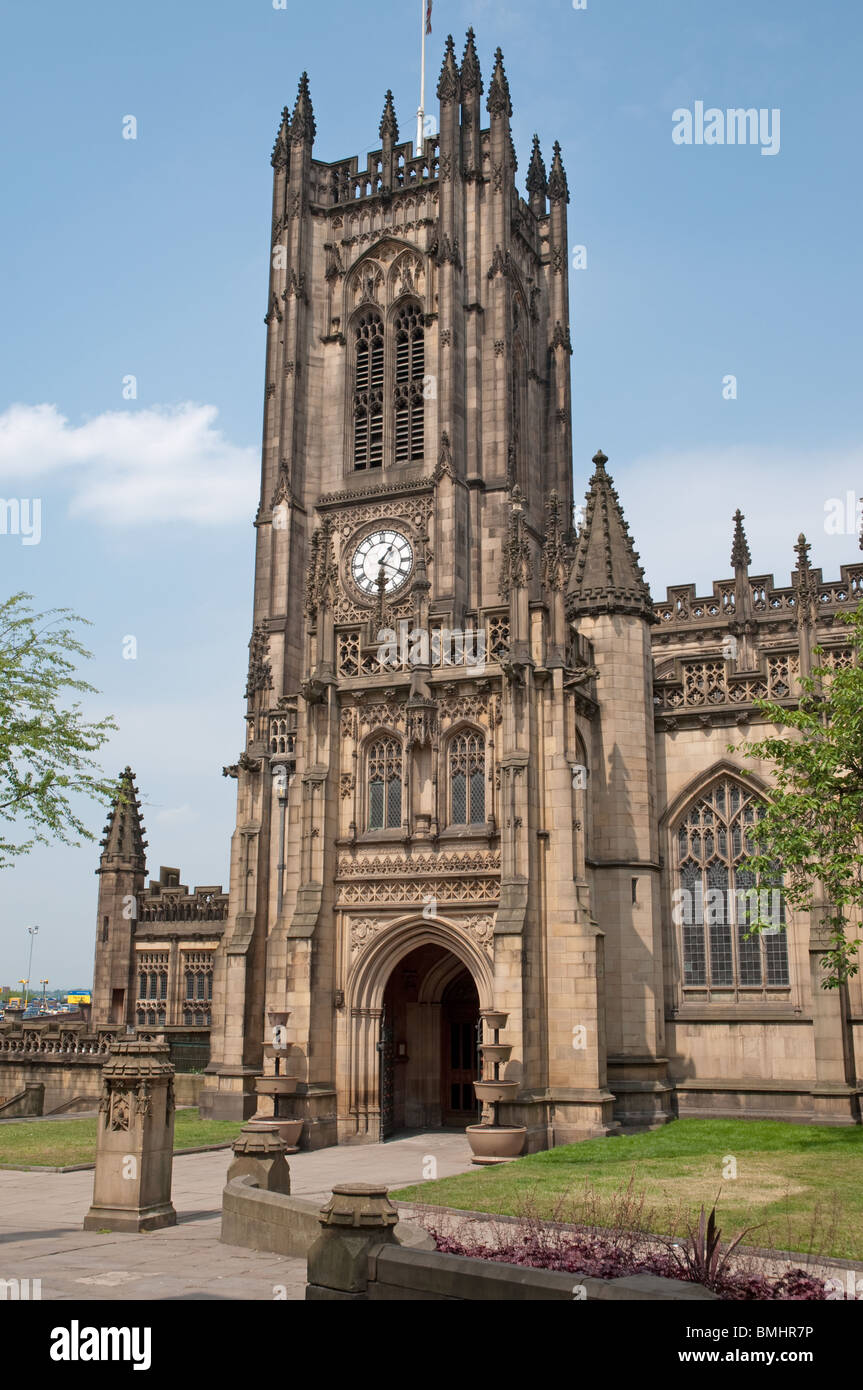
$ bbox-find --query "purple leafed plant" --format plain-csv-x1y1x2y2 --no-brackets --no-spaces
416,1186,832,1301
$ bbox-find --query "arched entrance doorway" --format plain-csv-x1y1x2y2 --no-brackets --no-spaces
380,944,480,1138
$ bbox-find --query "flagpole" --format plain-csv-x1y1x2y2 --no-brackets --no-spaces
416,0,426,157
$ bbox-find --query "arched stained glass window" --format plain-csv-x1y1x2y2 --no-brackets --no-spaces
674,777,789,991
450,732,485,826
368,736,402,830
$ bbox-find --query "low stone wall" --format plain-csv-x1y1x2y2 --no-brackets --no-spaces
221,1176,324,1258
0,1060,103,1112
0,1060,204,1114
363,1246,719,1301
221,1175,434,1260
674,1078,862,1125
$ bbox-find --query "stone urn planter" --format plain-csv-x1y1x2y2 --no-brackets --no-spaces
246,1117,304,1149
472,1080,519,1104
466,1011,527,1165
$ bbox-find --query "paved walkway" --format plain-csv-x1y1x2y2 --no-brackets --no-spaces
0,1130,473,1301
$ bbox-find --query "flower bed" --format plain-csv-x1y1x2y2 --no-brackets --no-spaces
418,1208,831,1300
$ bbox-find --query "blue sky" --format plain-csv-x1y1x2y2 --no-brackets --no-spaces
1,0,861,984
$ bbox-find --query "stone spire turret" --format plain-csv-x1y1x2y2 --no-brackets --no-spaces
92,767,148,1028
99,768,147,873
566,451,655,623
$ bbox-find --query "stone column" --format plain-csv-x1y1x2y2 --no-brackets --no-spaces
84,1040,176,1232
305,1183,399,1300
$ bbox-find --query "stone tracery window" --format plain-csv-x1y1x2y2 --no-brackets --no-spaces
674,777,789,993
353,311,384,470
367,736,402,830
183,951,214,1026
449,731,486,826
136,950,168,1027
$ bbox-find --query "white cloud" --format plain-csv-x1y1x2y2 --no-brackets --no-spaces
0,402,257,525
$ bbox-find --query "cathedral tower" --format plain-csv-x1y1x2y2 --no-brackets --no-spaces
201,34,613,1146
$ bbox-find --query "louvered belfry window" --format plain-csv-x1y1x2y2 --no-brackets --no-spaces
675,777,789,992
353,311,384,470
450,732,486,826
393,302,425,463
368,737,402,830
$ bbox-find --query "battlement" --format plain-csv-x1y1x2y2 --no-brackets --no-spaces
310,136,441,206
653,562,863,629
138,867,228,924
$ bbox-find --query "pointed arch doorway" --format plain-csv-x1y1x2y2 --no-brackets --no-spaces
380,943,480,1138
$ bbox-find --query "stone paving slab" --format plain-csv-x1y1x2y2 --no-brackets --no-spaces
0,1129,474,1301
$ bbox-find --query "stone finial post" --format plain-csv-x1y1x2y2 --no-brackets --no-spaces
305,1183,399,1300
227,1125,291,1194
83,1039,176,1232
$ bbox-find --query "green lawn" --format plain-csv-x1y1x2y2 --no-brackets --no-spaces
0,1108,244,1169
392,1119,863,1262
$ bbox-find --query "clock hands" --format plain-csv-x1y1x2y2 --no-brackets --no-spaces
356,534,411,592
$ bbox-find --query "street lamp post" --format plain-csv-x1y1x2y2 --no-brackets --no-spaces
40,979,49,1011
24,926,39,1007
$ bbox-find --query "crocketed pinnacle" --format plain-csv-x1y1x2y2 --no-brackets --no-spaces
437,34,461,103
379,89,399,142
270,105,291,169
565,450,656,623
460,27,483,94
526,134,547,197
99,767,147,870
291,72,316,144
486,47,512,118
547,140,569,204
794,532,812,572
731,509,751,571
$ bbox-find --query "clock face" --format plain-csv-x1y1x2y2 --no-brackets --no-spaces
351,529,413,596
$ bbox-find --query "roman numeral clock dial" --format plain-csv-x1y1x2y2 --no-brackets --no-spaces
351,529,413,596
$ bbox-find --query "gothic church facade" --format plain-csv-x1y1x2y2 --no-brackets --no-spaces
93,33,862,1145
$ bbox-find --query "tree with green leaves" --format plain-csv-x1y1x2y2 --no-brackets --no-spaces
0,592,118,868
735,601,863,989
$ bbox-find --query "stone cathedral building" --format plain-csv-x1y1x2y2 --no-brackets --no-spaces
92,33,862,1146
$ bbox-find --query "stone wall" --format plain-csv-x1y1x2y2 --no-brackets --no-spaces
362,1246,718,1301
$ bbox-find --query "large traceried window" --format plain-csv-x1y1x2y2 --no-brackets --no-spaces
674,777,789,993
183,952,213,1027
449,732,486,826
353,311,384,470
393,302,425,463
136,950,168,1027
367,736,403,830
